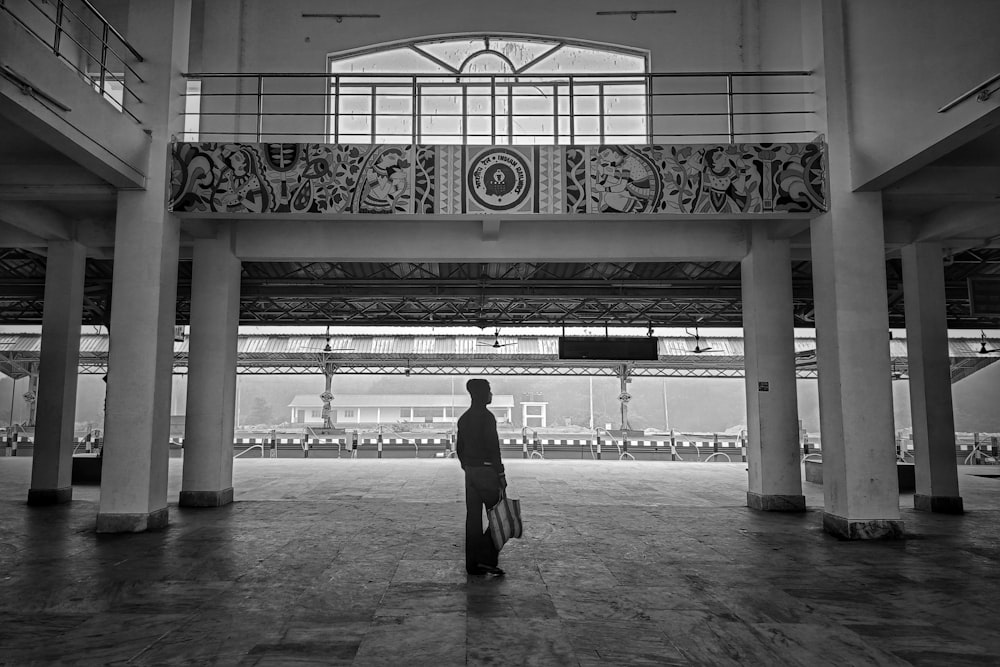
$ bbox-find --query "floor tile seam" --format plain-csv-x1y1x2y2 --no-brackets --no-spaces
746,621,906,666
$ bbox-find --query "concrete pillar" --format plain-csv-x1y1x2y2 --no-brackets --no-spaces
180,231,240,507
96,0,191,533
742,224,804,512
804,0,902,540
27,240,86,505
902,242,963,514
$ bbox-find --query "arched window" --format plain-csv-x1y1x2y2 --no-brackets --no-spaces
328,35,648,145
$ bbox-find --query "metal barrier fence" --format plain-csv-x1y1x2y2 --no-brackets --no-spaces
184,70,815,145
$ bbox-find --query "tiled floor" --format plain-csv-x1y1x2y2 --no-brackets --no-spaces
1,457,999,666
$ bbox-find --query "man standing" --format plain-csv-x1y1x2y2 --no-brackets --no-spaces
456,378,506,576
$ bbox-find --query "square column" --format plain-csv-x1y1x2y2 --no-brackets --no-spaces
27,240,86,505
742,224,804,512
810,193,903,539
804,0,902,540
96,0,191,533
902,242,963,514
180,231,241,507
811,204,902,539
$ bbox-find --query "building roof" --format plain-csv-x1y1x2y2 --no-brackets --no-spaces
0,332,997,382
288,394,516,409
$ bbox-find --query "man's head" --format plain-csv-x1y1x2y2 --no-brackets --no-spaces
466,378,492,404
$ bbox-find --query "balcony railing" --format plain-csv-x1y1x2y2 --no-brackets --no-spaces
1,0,144,123
183,70,815,145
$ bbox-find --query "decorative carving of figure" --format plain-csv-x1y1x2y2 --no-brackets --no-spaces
594,146,654,213
213,146,269,213
359,149,409,213
695,147,748,213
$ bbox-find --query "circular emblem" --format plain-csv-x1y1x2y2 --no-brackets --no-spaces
319,391,334,403
468,149,530,211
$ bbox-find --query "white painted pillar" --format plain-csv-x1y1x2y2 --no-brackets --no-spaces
742,224,804,511
27,240,86,505
804,0,902,539
180,231,240,507
902,242,963,513
96,0,191,533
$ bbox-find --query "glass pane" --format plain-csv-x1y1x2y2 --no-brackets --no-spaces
466,89,493,116
330,48,449,74
461,52,514,75
182,79,201,141
328,37,649,144
491,38,558,71
574,116,600,143
513,115,552,143
604,116,646,143
570,85,600,115
375,116,412,136
467,116,492,144
421,85,462,141
604,84,646,116
338,89,372,115
414,39,486,70
339,116,372,135
524,46,646,74
512,85,553,116
375,134,413,144
495,116,510,143
374,92,413,115
557,116,571,142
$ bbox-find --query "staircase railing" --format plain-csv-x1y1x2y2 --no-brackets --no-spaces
1,0,144,122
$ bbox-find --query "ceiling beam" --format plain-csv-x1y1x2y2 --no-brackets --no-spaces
0,200,72,240
233,219,750,262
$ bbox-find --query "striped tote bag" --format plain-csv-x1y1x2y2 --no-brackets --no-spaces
488,491,523,551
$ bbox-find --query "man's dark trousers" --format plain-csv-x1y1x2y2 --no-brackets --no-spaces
464,466,501,573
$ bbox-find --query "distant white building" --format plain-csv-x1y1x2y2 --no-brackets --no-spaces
288,393,516,427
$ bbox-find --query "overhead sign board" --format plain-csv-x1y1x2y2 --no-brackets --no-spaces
558,336,659,361
969,277,1000,317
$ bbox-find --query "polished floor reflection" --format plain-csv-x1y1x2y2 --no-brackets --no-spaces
1,458,999,665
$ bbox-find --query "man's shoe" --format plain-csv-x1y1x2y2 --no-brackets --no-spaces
477,564,505,576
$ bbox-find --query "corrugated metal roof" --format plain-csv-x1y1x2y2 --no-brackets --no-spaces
1,333,998,380
289,394,517,408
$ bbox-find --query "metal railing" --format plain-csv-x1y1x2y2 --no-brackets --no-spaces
1,0,144,123
183,70,815,145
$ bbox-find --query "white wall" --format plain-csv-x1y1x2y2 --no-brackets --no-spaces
842,0,1000,189
190,0,807,141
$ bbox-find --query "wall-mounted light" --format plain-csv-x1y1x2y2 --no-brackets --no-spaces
301,13,381,23
596,9,676,20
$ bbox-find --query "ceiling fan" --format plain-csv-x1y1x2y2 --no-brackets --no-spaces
978,331,999,354
477,328,516,349
299,326,354,353
684,326,716,354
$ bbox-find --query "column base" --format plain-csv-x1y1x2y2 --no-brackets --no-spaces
747,491,806,512
823,512,905,540
27,487,73,505
96,507,169,533
179,488,234,507
914,494,964,514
